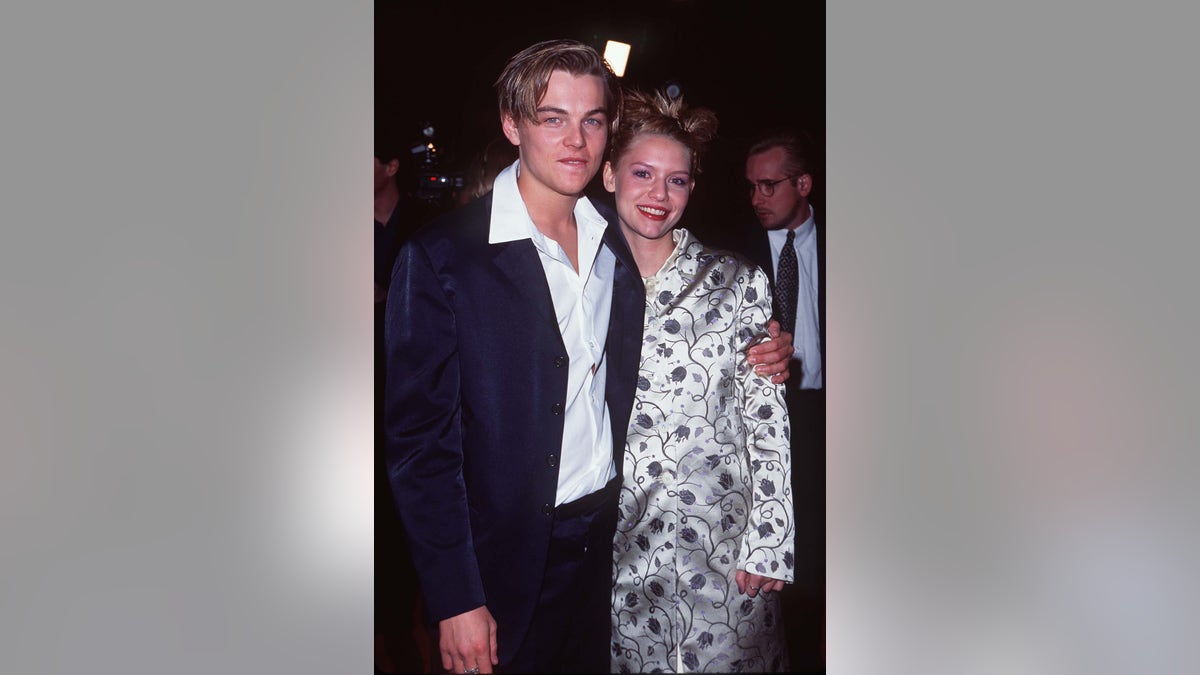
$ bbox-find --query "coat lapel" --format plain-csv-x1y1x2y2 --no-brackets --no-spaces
601,219,645,476
488,236,560,331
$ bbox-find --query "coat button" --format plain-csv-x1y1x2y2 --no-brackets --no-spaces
541,503,553,516
554,355,567,368
546,453,558,468
551,403,563,415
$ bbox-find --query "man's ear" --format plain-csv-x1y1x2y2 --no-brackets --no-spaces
385,158,400,177
602,161,616,193
501,114,521,146
796,173,813,198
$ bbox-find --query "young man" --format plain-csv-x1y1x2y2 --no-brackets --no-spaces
384,40,793,673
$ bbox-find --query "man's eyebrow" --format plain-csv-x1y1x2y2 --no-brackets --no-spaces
533,105,608,117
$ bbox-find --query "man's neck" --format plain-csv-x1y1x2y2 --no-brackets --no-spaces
374,184,400,224
628,232,676,278
515,173,585,271
516,175,582,238
780,202,813,232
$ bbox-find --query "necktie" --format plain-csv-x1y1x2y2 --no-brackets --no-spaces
775,229,798,335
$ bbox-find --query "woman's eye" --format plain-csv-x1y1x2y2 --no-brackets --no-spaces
670,177,688,186
633,169,650,179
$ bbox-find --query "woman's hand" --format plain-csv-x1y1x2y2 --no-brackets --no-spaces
735,568,787,598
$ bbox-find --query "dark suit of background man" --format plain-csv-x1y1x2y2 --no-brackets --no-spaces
742,130,826,672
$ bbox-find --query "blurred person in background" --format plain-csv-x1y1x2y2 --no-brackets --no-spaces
457,135,519,206
375,124,429,674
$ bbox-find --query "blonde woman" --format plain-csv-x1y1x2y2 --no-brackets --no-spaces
605,90,794,673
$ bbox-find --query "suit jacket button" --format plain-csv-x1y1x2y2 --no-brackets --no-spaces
541,503,553,516
546,453,558,468
554,355,567,368
551,403,563,415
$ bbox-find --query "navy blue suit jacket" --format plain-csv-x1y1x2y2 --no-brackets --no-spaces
383,192,644,661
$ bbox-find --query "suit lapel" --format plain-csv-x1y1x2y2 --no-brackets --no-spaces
750,227,776,283
488,238,559,330
601,221,645,476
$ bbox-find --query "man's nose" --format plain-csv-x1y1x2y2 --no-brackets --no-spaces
563,123,584,147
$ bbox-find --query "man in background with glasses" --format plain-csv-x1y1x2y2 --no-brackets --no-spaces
741,128,826,672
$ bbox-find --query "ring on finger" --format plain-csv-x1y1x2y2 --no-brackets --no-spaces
464,667,480,675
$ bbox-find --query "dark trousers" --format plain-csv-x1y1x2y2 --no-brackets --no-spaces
783,384,825,672
503,480,618,674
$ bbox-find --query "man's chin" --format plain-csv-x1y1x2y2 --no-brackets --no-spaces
556,181,591,197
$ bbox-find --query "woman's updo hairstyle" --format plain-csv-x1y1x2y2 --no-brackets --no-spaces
608,88,718,175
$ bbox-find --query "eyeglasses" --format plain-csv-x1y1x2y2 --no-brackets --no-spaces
748,176,797,197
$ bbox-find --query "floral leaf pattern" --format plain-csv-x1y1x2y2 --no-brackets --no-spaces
611,230,793,673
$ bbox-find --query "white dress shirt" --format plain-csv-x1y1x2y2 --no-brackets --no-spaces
767,206,823,389
489,160,617,504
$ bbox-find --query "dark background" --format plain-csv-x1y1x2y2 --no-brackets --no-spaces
376,0,825,247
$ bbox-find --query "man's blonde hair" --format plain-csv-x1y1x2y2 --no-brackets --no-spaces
494,39,622,136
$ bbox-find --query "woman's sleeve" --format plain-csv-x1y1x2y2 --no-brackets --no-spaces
732,262,796,583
